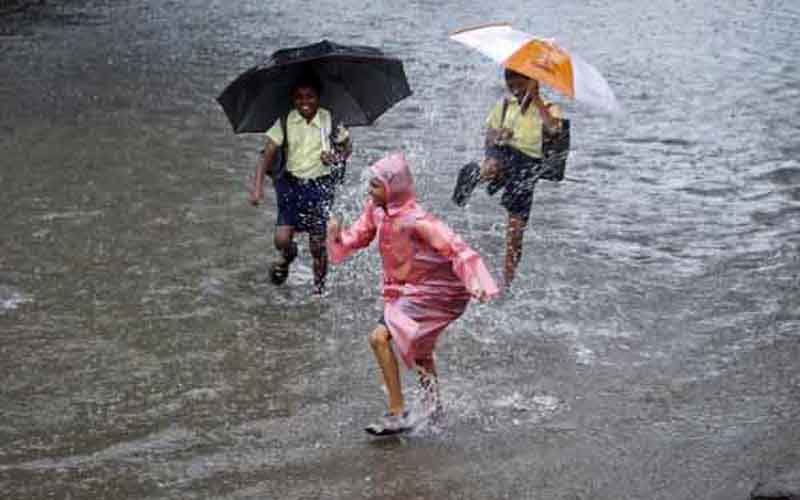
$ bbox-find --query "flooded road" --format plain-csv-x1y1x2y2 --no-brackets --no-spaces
1,0,799,498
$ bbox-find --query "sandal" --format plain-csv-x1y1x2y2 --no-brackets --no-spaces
452,161,481,207
269,242,297,286
269,260,290,285
365,410,412,436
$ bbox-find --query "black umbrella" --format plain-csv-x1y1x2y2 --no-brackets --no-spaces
217,40,413,133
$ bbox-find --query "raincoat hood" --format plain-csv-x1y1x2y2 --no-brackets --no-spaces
370,152,417,215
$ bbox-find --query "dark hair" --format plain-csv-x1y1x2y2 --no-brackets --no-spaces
291,71,323,95
504,68,530,82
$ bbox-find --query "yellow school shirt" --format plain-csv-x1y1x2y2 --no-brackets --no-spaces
486,98,562,159
265,108,348,179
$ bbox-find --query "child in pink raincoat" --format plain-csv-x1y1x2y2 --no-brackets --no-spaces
327,152,499,434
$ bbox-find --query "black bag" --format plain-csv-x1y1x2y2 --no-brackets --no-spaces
539,118,570,182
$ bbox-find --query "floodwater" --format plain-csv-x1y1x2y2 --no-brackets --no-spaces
1,0,799,498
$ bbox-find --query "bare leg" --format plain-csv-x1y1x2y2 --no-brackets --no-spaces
274,225,296,262
368,325,404,416
308,233,327,293
269,225,297,284
416,356,437,379
415,356,442,418
504,215,527,286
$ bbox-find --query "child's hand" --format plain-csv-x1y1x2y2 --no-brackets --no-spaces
472,288,490,304
494,127,514,145
327,217,342,242
468,277,490,303
321,151,340,166
249,188,264,206
473,289,490,303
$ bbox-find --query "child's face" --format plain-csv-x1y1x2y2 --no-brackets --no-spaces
506,75,538,102
292,86,320,120
368,177,387,207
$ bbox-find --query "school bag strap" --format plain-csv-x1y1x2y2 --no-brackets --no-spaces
280,113,289,173
280,114,288,152
499,98,509,128
266,113,290,180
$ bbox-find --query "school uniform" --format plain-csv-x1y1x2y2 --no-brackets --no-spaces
265,108,349,234
484,98,562,221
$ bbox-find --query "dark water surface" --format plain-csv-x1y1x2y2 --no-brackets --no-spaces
1,0,799,498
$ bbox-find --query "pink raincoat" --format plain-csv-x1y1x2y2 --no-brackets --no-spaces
328,152,499,369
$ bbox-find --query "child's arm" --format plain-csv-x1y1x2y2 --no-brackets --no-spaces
251,119,284,205
327,200,378,264
322,123,352,165
485,127,513,148
334,123,352,162
530,95,562,134
415,217,499,302
250,139,278,206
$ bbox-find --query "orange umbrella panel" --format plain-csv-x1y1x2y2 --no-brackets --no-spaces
504,40,576,99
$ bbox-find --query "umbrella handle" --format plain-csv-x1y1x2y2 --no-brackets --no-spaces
519,89,532,115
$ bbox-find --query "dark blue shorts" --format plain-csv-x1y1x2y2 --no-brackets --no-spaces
274,173,335,235
485,145,543,221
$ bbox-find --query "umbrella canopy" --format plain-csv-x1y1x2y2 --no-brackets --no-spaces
217,40,412,133
450,23,620,114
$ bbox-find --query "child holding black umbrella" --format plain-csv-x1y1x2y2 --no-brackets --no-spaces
250,73,351,294
219,41,411,294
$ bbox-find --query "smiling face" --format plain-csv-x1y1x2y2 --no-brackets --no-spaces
368,177,387,207
292,85,320,121
505,72,538,103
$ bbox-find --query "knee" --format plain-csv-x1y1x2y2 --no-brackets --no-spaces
274,232,292,251
508,216,528,235
480,158,500,180
368,327,390,349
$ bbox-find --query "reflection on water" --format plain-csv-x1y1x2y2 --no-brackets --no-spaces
1,0,799,498
0,287,30,312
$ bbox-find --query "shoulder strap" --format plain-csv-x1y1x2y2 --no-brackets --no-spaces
271,113,289,175
280,114,289,153
500,98,509,127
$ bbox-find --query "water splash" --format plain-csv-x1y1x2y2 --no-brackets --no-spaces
0,288,29,313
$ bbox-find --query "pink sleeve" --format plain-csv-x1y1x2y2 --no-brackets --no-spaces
327,201,378,264
415,217,500,299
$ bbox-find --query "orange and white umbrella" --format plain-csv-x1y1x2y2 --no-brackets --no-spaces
450,23,620,114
